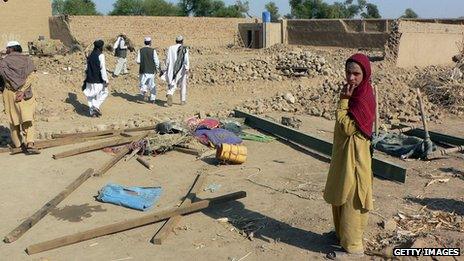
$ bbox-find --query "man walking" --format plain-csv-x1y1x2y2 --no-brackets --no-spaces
113,34,129,77
136,37,160,103
0,41,40,154
83,40,109,117
164,36,190,106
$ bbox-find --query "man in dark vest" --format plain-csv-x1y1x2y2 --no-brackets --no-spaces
113,34,129,77
83,40,109,117
136,37,160,103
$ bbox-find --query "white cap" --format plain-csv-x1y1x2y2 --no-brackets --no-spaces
6,41,20,48
176,35,184,42
144,37,151,42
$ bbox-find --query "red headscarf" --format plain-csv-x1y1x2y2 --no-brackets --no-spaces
346,53,376,139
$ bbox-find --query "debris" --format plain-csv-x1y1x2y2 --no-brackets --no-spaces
425,178,450,187
217,218,229,223
136,156,154,170
26,191,247,254
381,218,397,232
204,184,222,193
281,116,302,129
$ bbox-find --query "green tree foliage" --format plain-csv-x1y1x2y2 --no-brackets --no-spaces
289,0,380,19
361,3,381,18
52,0,99,15
401,8,419,18
143,0,181,16
179,0,249,17
110,0,180,16
110,0,144,15
265,1,281,22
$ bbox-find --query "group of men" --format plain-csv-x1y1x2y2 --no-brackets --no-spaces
83,35,190,117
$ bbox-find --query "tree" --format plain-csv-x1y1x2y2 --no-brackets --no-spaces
52,0,99,15
289,0,379,19
142,0,181,16
110,0,144,15
401,8,418,19
265,1,281,22
361,3,381,18
52,0,65,15
178,0,248,17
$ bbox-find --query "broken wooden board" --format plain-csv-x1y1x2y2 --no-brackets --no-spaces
26,191,247,254
51,126,155,139
4,169,95,243
234,110,407,183
152,173,206,244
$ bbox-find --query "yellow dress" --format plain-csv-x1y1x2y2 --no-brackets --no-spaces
323,98,373,253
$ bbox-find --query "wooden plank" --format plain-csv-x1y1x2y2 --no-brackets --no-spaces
234,109,407,183
136,156,153,170
94,133,150,177
52,137,136,160
26,191,247,255
51,126,155,139
152,173,206,244
405,128,464,147
4,169,94,243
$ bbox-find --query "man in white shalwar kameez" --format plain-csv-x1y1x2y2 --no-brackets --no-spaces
136,37,160,103
164,35,189,107
113,34,129,77
83,40,109,117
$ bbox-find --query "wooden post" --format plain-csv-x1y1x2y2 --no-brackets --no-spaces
152,173,206,244
4,169,94,243
52,137,137,160
26,191,247,255
416,88,431,141
136,156,153,170
374,85,380,137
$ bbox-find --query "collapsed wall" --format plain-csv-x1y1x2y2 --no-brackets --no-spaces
387,20,464,68
286,19,392,49
55,16,251,49
0,0,51,48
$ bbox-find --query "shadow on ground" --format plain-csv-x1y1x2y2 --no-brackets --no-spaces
405,197,464,216
65,92,89,117
201,200,337,254
50,203,107,222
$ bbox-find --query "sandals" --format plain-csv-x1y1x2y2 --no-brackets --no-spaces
25,143,41,155
326,249,364,260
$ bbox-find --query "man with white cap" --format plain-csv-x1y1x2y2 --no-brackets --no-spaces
136,37,160,103
0,41,40,154
164,35,190,107
83,39,109,117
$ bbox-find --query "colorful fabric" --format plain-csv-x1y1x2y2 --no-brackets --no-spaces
97,183,163,211
346,53,376,139
195,128,242,146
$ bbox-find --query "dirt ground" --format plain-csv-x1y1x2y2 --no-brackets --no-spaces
0,46,463,260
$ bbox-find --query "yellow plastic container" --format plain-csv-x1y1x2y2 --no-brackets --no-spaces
216,144,247,164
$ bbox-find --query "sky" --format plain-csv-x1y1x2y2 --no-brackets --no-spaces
95,0,464,19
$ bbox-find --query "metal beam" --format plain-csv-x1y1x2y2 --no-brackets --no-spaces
405,128,464,147
235,110,407,183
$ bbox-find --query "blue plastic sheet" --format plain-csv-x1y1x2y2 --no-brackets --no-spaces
97,183,163,211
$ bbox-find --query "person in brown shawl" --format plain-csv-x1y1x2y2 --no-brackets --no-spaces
0,41,39,154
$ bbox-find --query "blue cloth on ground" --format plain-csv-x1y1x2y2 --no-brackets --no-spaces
97,183,162,211
194,128,242,146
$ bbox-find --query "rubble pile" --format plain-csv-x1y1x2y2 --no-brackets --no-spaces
242,76,442,124
367,209,464,253
275,51,339,77
190,58,283,85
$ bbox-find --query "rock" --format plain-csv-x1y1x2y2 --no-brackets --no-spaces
283,92,296,104
381,218,397,232
45,116,60,122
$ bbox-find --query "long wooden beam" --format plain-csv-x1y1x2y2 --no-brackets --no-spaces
405,128,464,147
4,169,94,243
26,191,247,254
51,126,155,139
52,137,137,160
234,110,407,183
152,173,206,244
